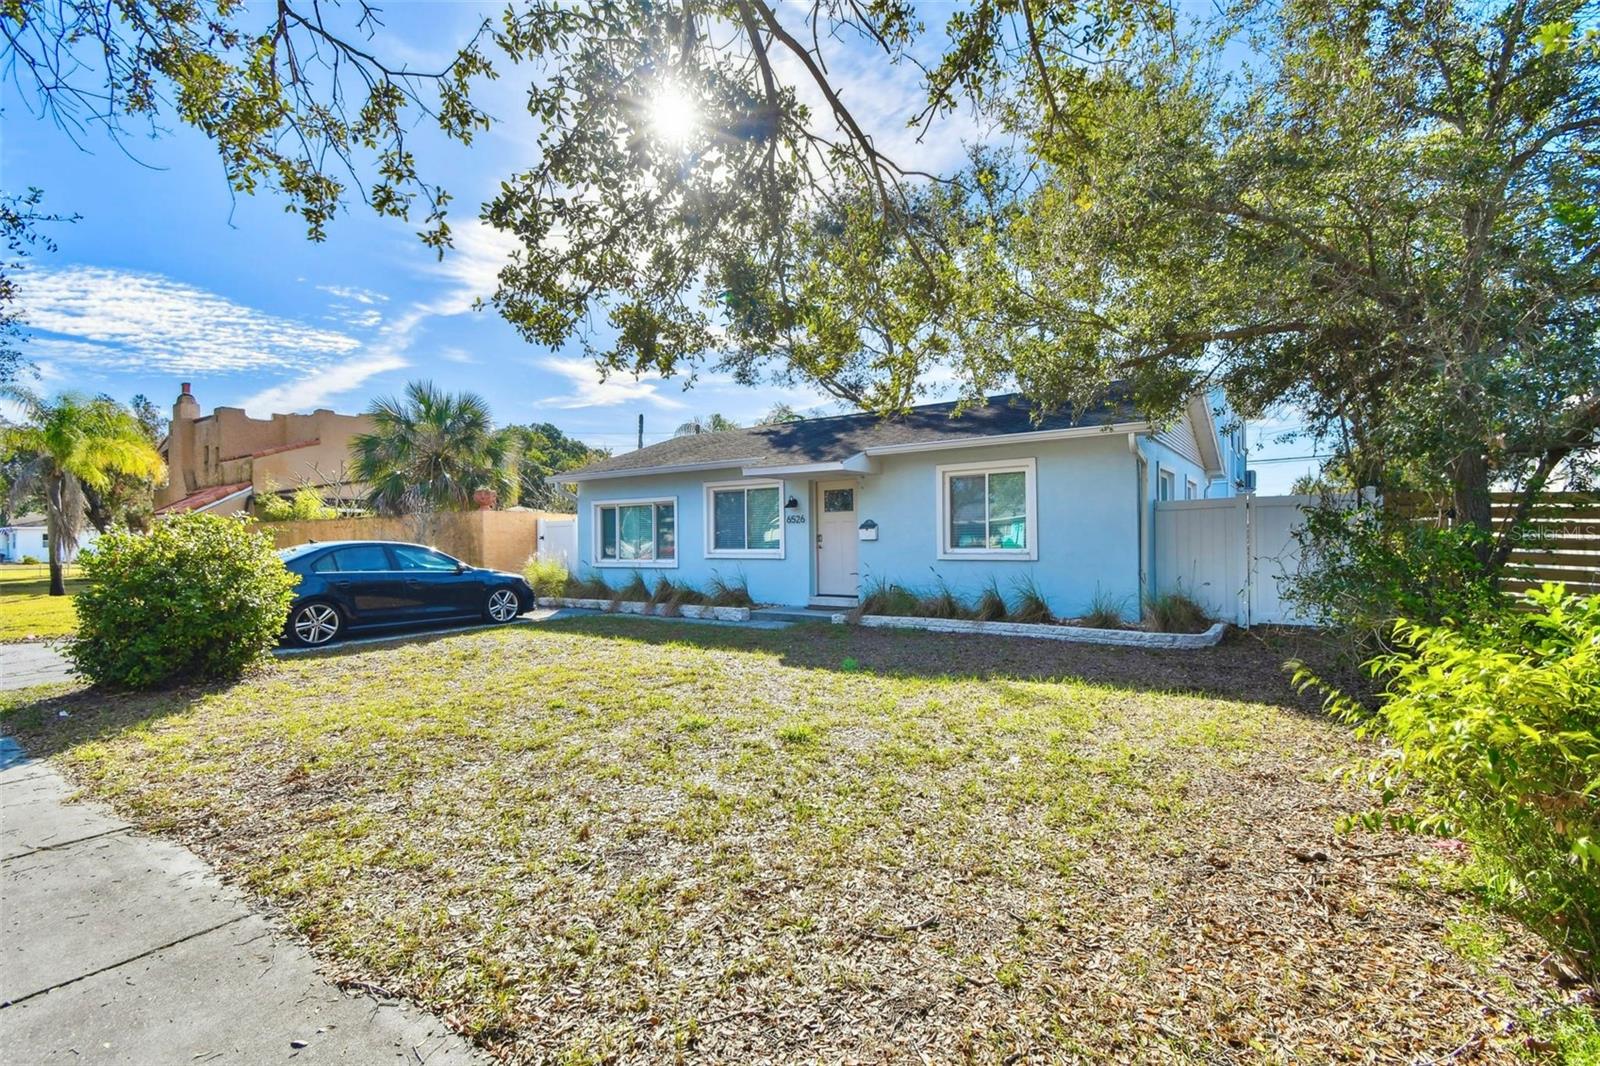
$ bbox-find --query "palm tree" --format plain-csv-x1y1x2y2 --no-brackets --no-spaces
673,413,741,436
1,389,165,595
352,381,514,515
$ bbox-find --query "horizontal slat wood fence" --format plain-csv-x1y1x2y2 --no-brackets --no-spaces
1386,491,1600,597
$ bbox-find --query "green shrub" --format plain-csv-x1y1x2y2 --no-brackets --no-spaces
522,558,569,598
255,486,337,522
1144,590,1210,633
66,513,299,689
564,572,613,599
915,580,973,619
618,572,652,602
19,554,40,565
1291,584,1600,980
860,580,919,617
974,579,1009,622
668,581,706,607
647,576,676,606
1080,588,1128,630
1009,576,1054,625
1285,502,1503,647
706,573,754,607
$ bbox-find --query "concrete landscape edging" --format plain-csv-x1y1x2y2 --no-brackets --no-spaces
844,614,1229,649
536,596,753,622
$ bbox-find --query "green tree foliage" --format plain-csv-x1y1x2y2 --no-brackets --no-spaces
755,403,802,425
673,413,741,436
3,0,494,250
78,392,165,533
1292,585,1600,980
352,381,513,515
67,513,299,688
0,188,75,385
496,422,606,512
254,486,337,522
949,0,1598,571
0,388,164,595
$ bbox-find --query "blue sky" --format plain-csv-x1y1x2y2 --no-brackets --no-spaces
3,1,1318,489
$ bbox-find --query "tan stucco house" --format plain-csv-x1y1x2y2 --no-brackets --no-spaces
154,383,375,517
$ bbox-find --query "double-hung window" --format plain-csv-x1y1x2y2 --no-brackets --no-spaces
594,499,676,566
705,481,783,558
936,459,1037,560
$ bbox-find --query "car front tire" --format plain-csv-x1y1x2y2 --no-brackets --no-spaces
485,587,521,623
288,600,343,646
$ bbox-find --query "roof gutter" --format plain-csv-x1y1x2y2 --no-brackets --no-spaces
563,458,764,483
860,421,1153,458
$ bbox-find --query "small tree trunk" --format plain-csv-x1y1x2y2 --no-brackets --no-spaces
1450,445,1495,570
46,475,67,597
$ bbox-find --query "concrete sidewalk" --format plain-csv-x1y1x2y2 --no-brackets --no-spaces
0,737,483,1064
0,642,77,691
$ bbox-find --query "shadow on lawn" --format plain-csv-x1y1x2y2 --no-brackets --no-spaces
531,613,1366,712
0,682,223,761
0,615,1365,759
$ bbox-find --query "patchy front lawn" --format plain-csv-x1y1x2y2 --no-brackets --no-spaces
0,564,82,641
0,619,1569,1062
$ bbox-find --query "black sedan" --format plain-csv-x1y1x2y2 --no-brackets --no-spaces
277,541,534,646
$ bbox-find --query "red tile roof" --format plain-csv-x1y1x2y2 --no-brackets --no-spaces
154,481,253,515
219,437,320,462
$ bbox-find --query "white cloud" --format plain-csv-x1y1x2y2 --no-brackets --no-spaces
440,347,477,364
421,220,519,317
19,266,362,374
537,357,687,411
240,305,428,416
240,221,515,414
240,353,409,415
316,284,389,305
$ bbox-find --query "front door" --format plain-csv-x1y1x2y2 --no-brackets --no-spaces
814,480,860,599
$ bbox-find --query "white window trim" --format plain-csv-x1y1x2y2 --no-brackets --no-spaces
591,496,678,569
1185,477,1198,500
703,479,786,559
1158,468,1176,502
935,458,1038,561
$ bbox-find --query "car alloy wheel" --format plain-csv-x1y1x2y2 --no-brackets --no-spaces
487,588,520,622
293,603,341,645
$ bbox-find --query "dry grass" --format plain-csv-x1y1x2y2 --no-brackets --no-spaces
0,564,82,641
0,619,1572,1063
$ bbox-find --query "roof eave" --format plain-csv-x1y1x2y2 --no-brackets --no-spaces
563,458,763,483
861,421,1153,457
744,453,879,477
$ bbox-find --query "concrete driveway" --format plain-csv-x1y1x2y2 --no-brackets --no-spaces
0,737,484,1064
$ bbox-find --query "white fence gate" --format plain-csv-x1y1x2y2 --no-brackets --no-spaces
537,517,577,568
1152,495,1315,626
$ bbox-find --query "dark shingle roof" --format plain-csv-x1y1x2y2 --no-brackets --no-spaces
568,390,1140,479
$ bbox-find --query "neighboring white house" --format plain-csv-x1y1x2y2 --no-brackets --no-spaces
563,388,1247,621
0,515,97,564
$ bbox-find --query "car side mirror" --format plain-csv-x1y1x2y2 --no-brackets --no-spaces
456,562,468,573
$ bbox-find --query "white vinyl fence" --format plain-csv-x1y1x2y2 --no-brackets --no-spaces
537,516,577,569
1152,495,1315,626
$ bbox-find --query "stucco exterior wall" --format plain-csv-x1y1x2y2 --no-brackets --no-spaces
157,390,373,509
575,433,1152,619
576,467,815,605
858,434,1143,620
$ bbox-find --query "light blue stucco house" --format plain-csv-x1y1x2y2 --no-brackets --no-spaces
564,389,1249,620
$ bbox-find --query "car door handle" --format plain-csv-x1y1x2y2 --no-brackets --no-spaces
330,579,352,589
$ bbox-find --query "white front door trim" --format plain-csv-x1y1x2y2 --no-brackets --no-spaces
813,478,861,600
